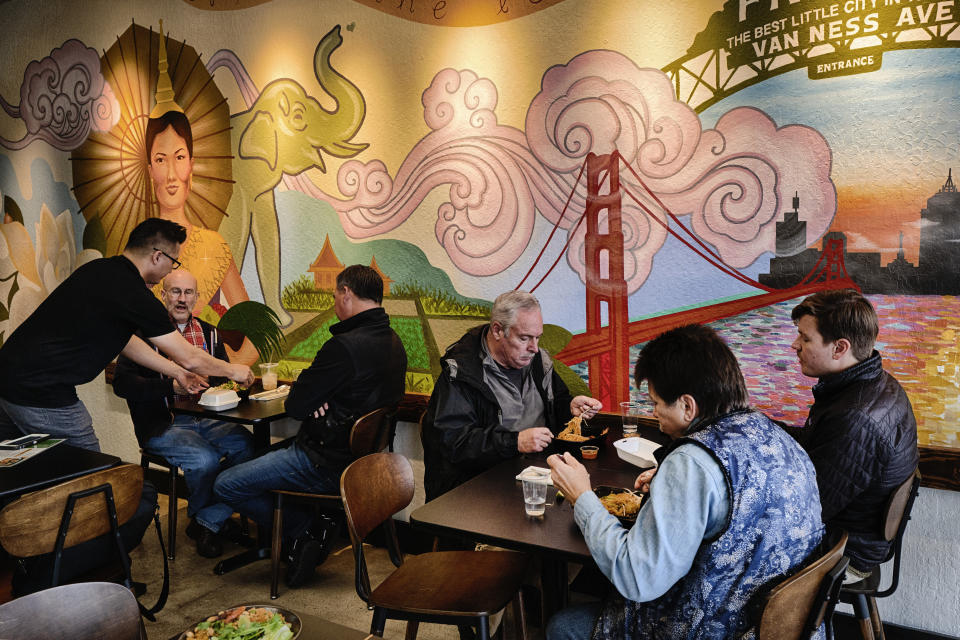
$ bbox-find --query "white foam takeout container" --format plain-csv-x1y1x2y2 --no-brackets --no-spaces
613,437,662,469
198,388,240,411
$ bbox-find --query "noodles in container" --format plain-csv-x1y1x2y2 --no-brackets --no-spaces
553,415,607,453
594,486,644,527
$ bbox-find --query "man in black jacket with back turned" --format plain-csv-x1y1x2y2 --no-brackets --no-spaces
786,289,918,582
215,264,407,587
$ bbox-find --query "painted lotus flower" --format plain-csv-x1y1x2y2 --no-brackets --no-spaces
0,203,101,341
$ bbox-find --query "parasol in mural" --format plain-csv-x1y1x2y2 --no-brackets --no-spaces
70,22,232,256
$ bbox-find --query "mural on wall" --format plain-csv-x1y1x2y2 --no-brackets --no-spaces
0,0,957,447
211,25,368,327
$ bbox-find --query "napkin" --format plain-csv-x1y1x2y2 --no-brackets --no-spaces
516,466,553,485
250,385,290,401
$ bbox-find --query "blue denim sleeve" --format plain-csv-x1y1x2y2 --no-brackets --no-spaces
573,443,729,602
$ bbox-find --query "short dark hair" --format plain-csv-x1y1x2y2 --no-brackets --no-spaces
124,217,187,253
634,324,749,421
145,111,194,161
791,289,877,361
337,264,383,304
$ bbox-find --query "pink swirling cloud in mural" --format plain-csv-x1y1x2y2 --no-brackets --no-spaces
289,49,835,291
0,39,118,151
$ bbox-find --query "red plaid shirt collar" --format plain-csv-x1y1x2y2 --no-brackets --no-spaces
173,316,206,400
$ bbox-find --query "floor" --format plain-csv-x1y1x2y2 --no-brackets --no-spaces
133,496,544,640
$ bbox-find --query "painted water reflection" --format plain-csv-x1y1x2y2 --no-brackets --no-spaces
609,294,960,448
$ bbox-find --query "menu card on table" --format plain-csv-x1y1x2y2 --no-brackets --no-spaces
0,436,65,467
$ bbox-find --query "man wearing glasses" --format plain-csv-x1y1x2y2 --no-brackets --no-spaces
0,218,254,452
113,268,255,558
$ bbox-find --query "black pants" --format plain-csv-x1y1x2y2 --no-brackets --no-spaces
11,481,158,596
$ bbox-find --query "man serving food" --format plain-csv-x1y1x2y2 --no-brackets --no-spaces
0,218,254,452
113,268,255,558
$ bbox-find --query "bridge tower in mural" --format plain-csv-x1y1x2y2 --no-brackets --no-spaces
581,153,631,409
553,152,860,408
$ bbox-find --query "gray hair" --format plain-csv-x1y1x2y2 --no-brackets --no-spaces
490,291,541,335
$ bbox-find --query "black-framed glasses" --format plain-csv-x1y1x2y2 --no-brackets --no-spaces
153,247,182,270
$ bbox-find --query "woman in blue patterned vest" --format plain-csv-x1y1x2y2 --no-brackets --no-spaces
547,324,824,639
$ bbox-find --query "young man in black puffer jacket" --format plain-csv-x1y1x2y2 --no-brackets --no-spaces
786,289,918,581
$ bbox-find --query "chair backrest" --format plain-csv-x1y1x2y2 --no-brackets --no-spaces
0,463,143,557
756,531,849,640
882,468,921,543
873,468,921,598
341,452,415,602
348,406,396,458
0,581,142,640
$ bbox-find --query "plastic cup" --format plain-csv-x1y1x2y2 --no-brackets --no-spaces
620,401,642,436
259,362,279,391
522,478,548,517
580,445,599,460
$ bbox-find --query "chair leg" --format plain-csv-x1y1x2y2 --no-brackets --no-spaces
370,607,388,637
270,494,284,600
513,589,528,640
167,466,178,561
867,596,885,640
477,615,490,640
851,594,876,640
403,620,419,640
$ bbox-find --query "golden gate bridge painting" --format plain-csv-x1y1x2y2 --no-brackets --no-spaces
519,151,858,409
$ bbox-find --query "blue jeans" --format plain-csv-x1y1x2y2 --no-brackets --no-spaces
145,415,254,533
0,397,99,452
545,603,601,640
213,442,338,542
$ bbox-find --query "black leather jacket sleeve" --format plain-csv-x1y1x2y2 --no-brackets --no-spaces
430,372,521,472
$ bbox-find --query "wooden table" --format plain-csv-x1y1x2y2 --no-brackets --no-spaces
410,424,667,620
172,395,288,450
0,443,120,502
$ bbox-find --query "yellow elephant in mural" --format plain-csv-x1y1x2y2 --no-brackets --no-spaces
219,25,367,327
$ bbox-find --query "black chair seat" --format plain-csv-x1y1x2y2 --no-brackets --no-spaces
839,567,881,594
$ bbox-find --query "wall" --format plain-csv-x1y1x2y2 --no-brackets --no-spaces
3,0,959,633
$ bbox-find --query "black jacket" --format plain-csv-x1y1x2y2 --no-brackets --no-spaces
785,351,918,570
286,307,407,473
112,318,227,446
421,326,573,501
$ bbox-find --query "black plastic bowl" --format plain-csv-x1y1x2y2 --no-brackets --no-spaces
551,428,608,455
595,485,643,527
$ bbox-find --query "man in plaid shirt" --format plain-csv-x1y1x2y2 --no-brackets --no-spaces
113,269,255,558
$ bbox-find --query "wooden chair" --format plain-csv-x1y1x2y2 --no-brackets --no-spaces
268,405,397,598
0,463,144,589
756,531,849,640
0,581,142,640
839,469,922,640
341,452,529,640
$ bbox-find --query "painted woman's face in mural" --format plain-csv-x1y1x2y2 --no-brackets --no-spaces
149,125,193,214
